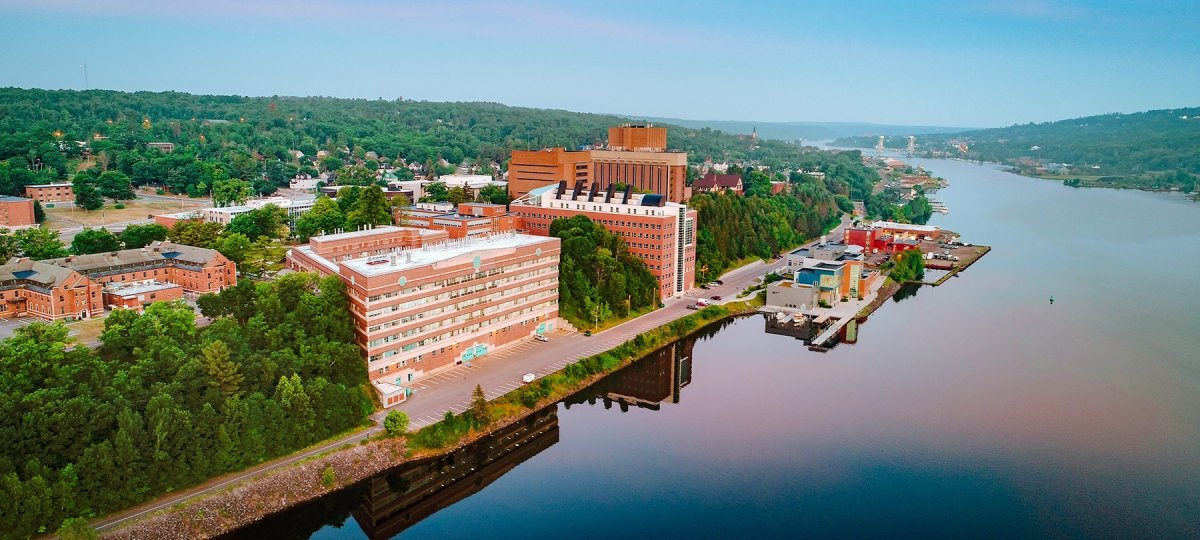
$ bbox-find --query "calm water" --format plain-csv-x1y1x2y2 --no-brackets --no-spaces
235,161,1200,539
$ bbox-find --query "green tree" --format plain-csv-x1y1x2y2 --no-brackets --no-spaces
73,178,104,211
446,186,469,205
201,340,244,398
214,233,252,266
56,516,99,540
97,170,135,201
15,227,68,259
335,164,377,186
71,228,122,254
421,181,448,202
384,410,409,436
168,220,223,249
468,384,491,428
321,463,336,488
0,230,18,264
345,185,391,229
211,178,253,207
477,184,509,204
120,223,169,248
294,196,345,239
33,200,45,223
226,204,288,241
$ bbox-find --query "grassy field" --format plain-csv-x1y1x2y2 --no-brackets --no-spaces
44,199,207,229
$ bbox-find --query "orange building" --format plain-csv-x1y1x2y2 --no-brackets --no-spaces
396,202,515,240
510,182,696,299
0,259,104,321
24,183,74,204
102,281,184,311
287,227,561,406
45,241,237,295
0,196,36,229
508,125,688,203
607,124,667,151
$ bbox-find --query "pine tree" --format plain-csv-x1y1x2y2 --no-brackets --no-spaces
201,340,244,398
468,384,491,428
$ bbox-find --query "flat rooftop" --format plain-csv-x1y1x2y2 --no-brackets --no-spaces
0,195,29,202
340,232,556,276
105,280,181,296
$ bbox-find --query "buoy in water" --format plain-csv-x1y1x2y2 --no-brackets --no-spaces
1049,296,1055,304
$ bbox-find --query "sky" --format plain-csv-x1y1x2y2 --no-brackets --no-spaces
1,0,1197,128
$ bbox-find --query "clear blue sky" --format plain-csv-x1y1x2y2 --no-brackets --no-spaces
1,0,1197,127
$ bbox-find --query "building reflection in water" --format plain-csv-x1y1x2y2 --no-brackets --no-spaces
563,338,694,413
761,312,861,346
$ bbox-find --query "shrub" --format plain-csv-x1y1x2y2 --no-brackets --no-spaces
321,464,336,488
155,188,166,195
384,410,409,436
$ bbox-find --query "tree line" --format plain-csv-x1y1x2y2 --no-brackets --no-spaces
0,273,370,539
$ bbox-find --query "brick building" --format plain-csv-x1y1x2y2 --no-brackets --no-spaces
845,221,939,254
0,196,36,229
0,259,104,321
508,125,688,203
396,202,515,240
287,228,561,406
692,173,743,194
45,241,237,295
24,183,74,204
510,181,696,299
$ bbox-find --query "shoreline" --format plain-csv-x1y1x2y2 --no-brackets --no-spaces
102,299,764,539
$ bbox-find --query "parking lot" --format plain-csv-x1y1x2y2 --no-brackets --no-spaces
0,317,36,340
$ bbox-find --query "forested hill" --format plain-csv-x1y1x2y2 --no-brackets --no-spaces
0,87,831,196
831,107,1200,190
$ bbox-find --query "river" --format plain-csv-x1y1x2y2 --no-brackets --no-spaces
230,159,1200,539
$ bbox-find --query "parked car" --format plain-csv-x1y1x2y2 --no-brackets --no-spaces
535,335,549,343
686,304,699,310
696,299,710,307
584,330,592,337
714,280,724,285
711,295,722,301
700,284,711,289
522,373,536,384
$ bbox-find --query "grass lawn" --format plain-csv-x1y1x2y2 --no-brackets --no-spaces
44,199,207,229
66,316,107,345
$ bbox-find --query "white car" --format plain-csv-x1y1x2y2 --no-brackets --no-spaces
535,335,549,343
522,373,536,384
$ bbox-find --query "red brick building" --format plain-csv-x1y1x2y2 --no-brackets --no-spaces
396,202,515,240
510,182,696,299
45,241,237,295
692,173,743,194
0,259,104,321
0,196,36,229
24,183,74,204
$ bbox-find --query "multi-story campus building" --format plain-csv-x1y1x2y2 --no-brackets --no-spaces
154,196,317,228
0,241,235,321
24,183,74,204
845,220,940,254
286,227,562,406
510,182,696,300
0,196,36,229
397,202,515,239
508,125,688,203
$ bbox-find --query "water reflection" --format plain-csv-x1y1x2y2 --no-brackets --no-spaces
892,283,921,302
224,407,560,539
762,313,861,346
563,338,694,412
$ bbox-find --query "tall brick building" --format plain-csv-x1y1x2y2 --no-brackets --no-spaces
508,125,688,203
510,181,696,299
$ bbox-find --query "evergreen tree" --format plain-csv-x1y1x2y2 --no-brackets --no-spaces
468,384,491,428
201,340,244,398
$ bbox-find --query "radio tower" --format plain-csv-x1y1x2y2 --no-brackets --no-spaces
906,136,916,156
874,135,885,156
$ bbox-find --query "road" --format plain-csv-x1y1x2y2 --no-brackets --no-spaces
92,217,847,532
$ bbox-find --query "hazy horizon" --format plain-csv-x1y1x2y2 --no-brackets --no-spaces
1,0,1197,127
